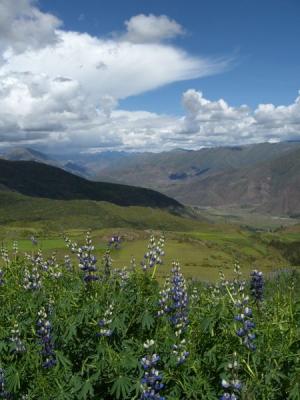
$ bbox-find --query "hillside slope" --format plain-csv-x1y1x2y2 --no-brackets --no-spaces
0,191,204,232
90,142,300,188
0,159,182,209
169,147,300,215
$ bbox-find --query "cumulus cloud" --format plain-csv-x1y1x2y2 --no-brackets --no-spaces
0,0,299,153
123,14,184,43
1,74,300,152
177,89,300,147
0,0,61,56
99,95,118,118
1,30,226,100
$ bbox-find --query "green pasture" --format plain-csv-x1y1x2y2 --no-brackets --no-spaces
1,227,291,281
0,190,299,281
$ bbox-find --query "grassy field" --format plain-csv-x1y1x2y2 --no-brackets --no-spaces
1,191,299,281
1,226,295,282
0,191,207,234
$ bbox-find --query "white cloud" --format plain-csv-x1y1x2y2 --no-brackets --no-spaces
123,14,184,43
99,95,118,118
1,74,299,152
177,89,300,147
0,0,61,56
0,0,299,153
1,30,226,101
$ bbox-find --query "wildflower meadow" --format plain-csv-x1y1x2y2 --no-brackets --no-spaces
0,233,299,399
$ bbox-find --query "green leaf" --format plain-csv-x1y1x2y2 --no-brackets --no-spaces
78,380,94,400
110,376,131,399
141,310,154,330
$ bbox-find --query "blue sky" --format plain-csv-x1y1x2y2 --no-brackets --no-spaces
40,0,300,114
0,0,299,152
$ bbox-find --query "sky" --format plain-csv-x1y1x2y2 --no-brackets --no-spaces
0,0,300,153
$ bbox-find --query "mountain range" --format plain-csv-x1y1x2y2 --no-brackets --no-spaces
1,141,300,216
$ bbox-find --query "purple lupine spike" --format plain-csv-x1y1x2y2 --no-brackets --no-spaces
36,307,56,368
0,368,10,399
250,270,264,302
23,266,42,291
77,232,99,283
97,303,114,337
220,353,242,400
10,323,26,354
231,268,257,351
158,262,189,365
140,341,165,400
109,235,121,249
141,235,165,271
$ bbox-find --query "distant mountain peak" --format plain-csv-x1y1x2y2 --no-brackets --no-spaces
3,146,51,162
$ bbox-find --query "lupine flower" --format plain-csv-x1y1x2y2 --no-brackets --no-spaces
140,340,165,400
44,253,62,279
158,278,171,317
64,255,73,271
250,270,264,302
159,262,189,337
64,235,78,253
220,353,242,400
190,287,199,302
1,247,9,266
97,304,114,337
25,250,44,271
231,268,256,351
23,267,42,290
158,262,189,365
13,241,18,257
113,267,129,287
234,303,256,351
0,368,10,399
77,232,99,283
36,307,56,368
144,339,155,349
10,323,26,354
141,235,165,272
109,235,121,249
30,235,38,246
172,339,189,365
130,256,136,271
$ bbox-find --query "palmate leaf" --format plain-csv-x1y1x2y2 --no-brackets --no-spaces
56,350,72,369
110,375,132,399
141,310,155,330
6,365,20,392
78,379,94,400
288,383,300,400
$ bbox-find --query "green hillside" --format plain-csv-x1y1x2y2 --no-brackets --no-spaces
0,191,200,234
0,190,296,279
0,159,182,209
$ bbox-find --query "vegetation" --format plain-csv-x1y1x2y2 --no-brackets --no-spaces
0,159,181,208
0,191,200,235
0,233,299,399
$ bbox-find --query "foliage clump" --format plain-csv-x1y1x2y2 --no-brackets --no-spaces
0,234,299,399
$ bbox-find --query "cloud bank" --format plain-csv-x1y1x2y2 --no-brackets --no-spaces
0,0,299,153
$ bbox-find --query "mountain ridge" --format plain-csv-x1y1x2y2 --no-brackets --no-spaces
2,141,300,215
0,159,182,209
